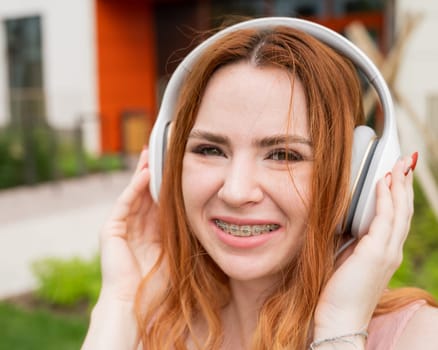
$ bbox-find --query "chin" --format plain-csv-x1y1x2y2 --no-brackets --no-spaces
215,257,284,285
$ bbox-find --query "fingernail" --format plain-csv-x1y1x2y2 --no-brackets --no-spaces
404,152,418,175
385,172,392,187
411,152,418,171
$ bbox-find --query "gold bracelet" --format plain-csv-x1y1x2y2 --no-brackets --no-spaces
309,330,368,349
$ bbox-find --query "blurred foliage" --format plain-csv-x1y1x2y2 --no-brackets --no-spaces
390,179,438,298
0,302,87,350
0,126,123,189
86,153,125,173
0,128,24,188
31,255,101,308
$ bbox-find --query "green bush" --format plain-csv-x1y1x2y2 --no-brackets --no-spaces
32,126,56,181
0,125,124,189
418,251,438,297
31,255,101,308
85,153,124,173
0,128,25,188
390,179,438,299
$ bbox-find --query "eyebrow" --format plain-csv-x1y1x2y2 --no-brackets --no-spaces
188,129,313,148
257,134,312,148
189,130,230,145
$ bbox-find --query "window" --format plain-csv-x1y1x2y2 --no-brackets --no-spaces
5,15,45,124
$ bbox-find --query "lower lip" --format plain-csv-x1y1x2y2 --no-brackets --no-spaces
212,221,280,249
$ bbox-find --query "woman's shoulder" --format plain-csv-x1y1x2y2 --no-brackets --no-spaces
394,303,438,349
367,301,438,350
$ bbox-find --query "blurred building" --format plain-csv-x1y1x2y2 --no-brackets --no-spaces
2,0,429,156
395,0,438,154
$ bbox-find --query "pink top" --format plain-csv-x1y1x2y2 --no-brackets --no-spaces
366,301,426,350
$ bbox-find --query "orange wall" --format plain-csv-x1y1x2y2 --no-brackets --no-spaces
96,0,157,153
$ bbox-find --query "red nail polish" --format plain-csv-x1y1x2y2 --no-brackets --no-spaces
411,152,418,171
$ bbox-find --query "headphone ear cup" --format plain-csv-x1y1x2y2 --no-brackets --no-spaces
343,125,378,236
148,120,172,202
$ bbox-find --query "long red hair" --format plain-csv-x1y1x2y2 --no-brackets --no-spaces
135,26,436,349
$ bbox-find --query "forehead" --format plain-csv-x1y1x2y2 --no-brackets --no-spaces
194,62,309,138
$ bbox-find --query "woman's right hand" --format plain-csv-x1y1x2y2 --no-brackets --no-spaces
82,148,160,349
98,147,161,303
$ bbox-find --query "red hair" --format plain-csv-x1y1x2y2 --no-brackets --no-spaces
135,26,436,349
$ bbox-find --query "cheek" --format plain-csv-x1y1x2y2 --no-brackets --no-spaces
181,160,196,211
274,167,313,214
181,158,217,212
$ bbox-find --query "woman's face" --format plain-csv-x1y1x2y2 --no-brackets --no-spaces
182,62,313,284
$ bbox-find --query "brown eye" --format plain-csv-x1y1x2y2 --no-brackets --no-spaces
268,149,303,162
193,145,225,157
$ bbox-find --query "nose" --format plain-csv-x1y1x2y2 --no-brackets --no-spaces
217,157,264,207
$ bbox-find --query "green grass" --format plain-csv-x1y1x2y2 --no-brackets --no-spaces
0,301,88,350
0,255,98,349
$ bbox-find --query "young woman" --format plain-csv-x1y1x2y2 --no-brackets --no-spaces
82,20,438,349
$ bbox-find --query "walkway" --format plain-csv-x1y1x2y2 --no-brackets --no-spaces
0,171,132,298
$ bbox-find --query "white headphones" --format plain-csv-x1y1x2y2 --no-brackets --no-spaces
148,17,400,238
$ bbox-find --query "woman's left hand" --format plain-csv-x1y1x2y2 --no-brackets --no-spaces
313,154,416,340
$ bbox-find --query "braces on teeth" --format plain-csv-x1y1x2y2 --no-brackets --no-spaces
214,219,279,237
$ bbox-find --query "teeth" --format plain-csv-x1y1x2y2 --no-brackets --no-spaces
214,219,279,237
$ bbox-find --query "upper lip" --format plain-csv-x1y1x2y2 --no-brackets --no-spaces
213,216,281,226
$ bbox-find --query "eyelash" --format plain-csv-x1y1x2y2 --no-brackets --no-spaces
191,145,226,157
190,145,304,162
266,149,304,162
